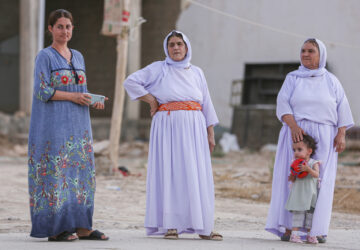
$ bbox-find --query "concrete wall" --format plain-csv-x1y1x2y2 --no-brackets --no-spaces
0,36,19,113
0,0,19,41
139,0,181,118
0,0,20,113
177,0,360,128
231,105,281,149
141,0,181,67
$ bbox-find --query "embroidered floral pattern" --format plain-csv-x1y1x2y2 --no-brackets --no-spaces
36,69,86,101
28,130,95,215
37,72,55,102
61,75,69,84
79,75,85,84
50,69,87,88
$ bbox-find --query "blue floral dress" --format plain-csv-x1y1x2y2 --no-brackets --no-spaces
28,47,95,237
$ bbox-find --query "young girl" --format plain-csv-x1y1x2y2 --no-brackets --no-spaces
285,134,319,244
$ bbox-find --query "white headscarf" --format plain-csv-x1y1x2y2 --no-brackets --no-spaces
289,38,327,78
163,30,192,69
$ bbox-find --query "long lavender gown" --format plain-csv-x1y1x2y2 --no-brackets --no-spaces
265,39,354,237
124,31,219,236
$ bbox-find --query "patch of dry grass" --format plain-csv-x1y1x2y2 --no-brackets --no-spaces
333,188,360,214
213,149,360,214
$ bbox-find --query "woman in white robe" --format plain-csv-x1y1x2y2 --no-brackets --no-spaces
265,38,354,242
123,31,221,240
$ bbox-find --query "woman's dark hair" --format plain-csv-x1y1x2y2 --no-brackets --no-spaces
304,38,320,53
302,134,317,157
166,31,187,48
48,9,73,27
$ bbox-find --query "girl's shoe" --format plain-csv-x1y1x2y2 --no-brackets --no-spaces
307,235,318,244
290,234,303,243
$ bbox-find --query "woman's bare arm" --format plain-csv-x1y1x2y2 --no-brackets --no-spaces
50,90,91,106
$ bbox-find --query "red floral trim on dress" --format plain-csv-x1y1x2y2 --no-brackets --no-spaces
79,75,85,84
50,69,87,87
61,76,69,84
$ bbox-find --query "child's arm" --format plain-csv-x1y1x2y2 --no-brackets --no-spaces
299,162,319,178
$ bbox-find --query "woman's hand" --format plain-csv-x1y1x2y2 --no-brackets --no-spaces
70,93,91,106
207,126,215,153
289,125,306,143
282,114,306,142
208,134,215,154
138,94,158,117
149,99,159,117
290,125,306,143
92,97,109,110
334,127,346,153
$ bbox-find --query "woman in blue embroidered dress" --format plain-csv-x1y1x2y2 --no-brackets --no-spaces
28,9,108,241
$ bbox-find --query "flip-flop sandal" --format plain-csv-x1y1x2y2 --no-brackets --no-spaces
164,229,178,240
199,232,223,241
78,230,109,240
317,236,326,243
48,231,78,242
281,233,291,241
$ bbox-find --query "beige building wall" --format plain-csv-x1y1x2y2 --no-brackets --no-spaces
177,0,360,128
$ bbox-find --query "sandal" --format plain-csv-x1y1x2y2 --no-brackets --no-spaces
199,231,223,241
48,231,78,242
307,235,318,244
290,234,303,243
280,233,290,241
78,230,109,240
280,230,291,241
164,229,178,240
317,236,326,243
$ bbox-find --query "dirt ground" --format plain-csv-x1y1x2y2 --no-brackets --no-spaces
0,137,360,249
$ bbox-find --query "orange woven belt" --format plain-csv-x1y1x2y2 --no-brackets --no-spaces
158,101,202,115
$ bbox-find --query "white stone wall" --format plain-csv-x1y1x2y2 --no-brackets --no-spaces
177,0,360,128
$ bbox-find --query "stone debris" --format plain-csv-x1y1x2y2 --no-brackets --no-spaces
93,140,110,155
260,144,277,153
13,144,27,156
219,132,240,154
251,194,260,200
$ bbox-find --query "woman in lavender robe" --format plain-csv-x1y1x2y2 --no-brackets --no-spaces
123,31,222,240
28,9,108,241
265,38,354,242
